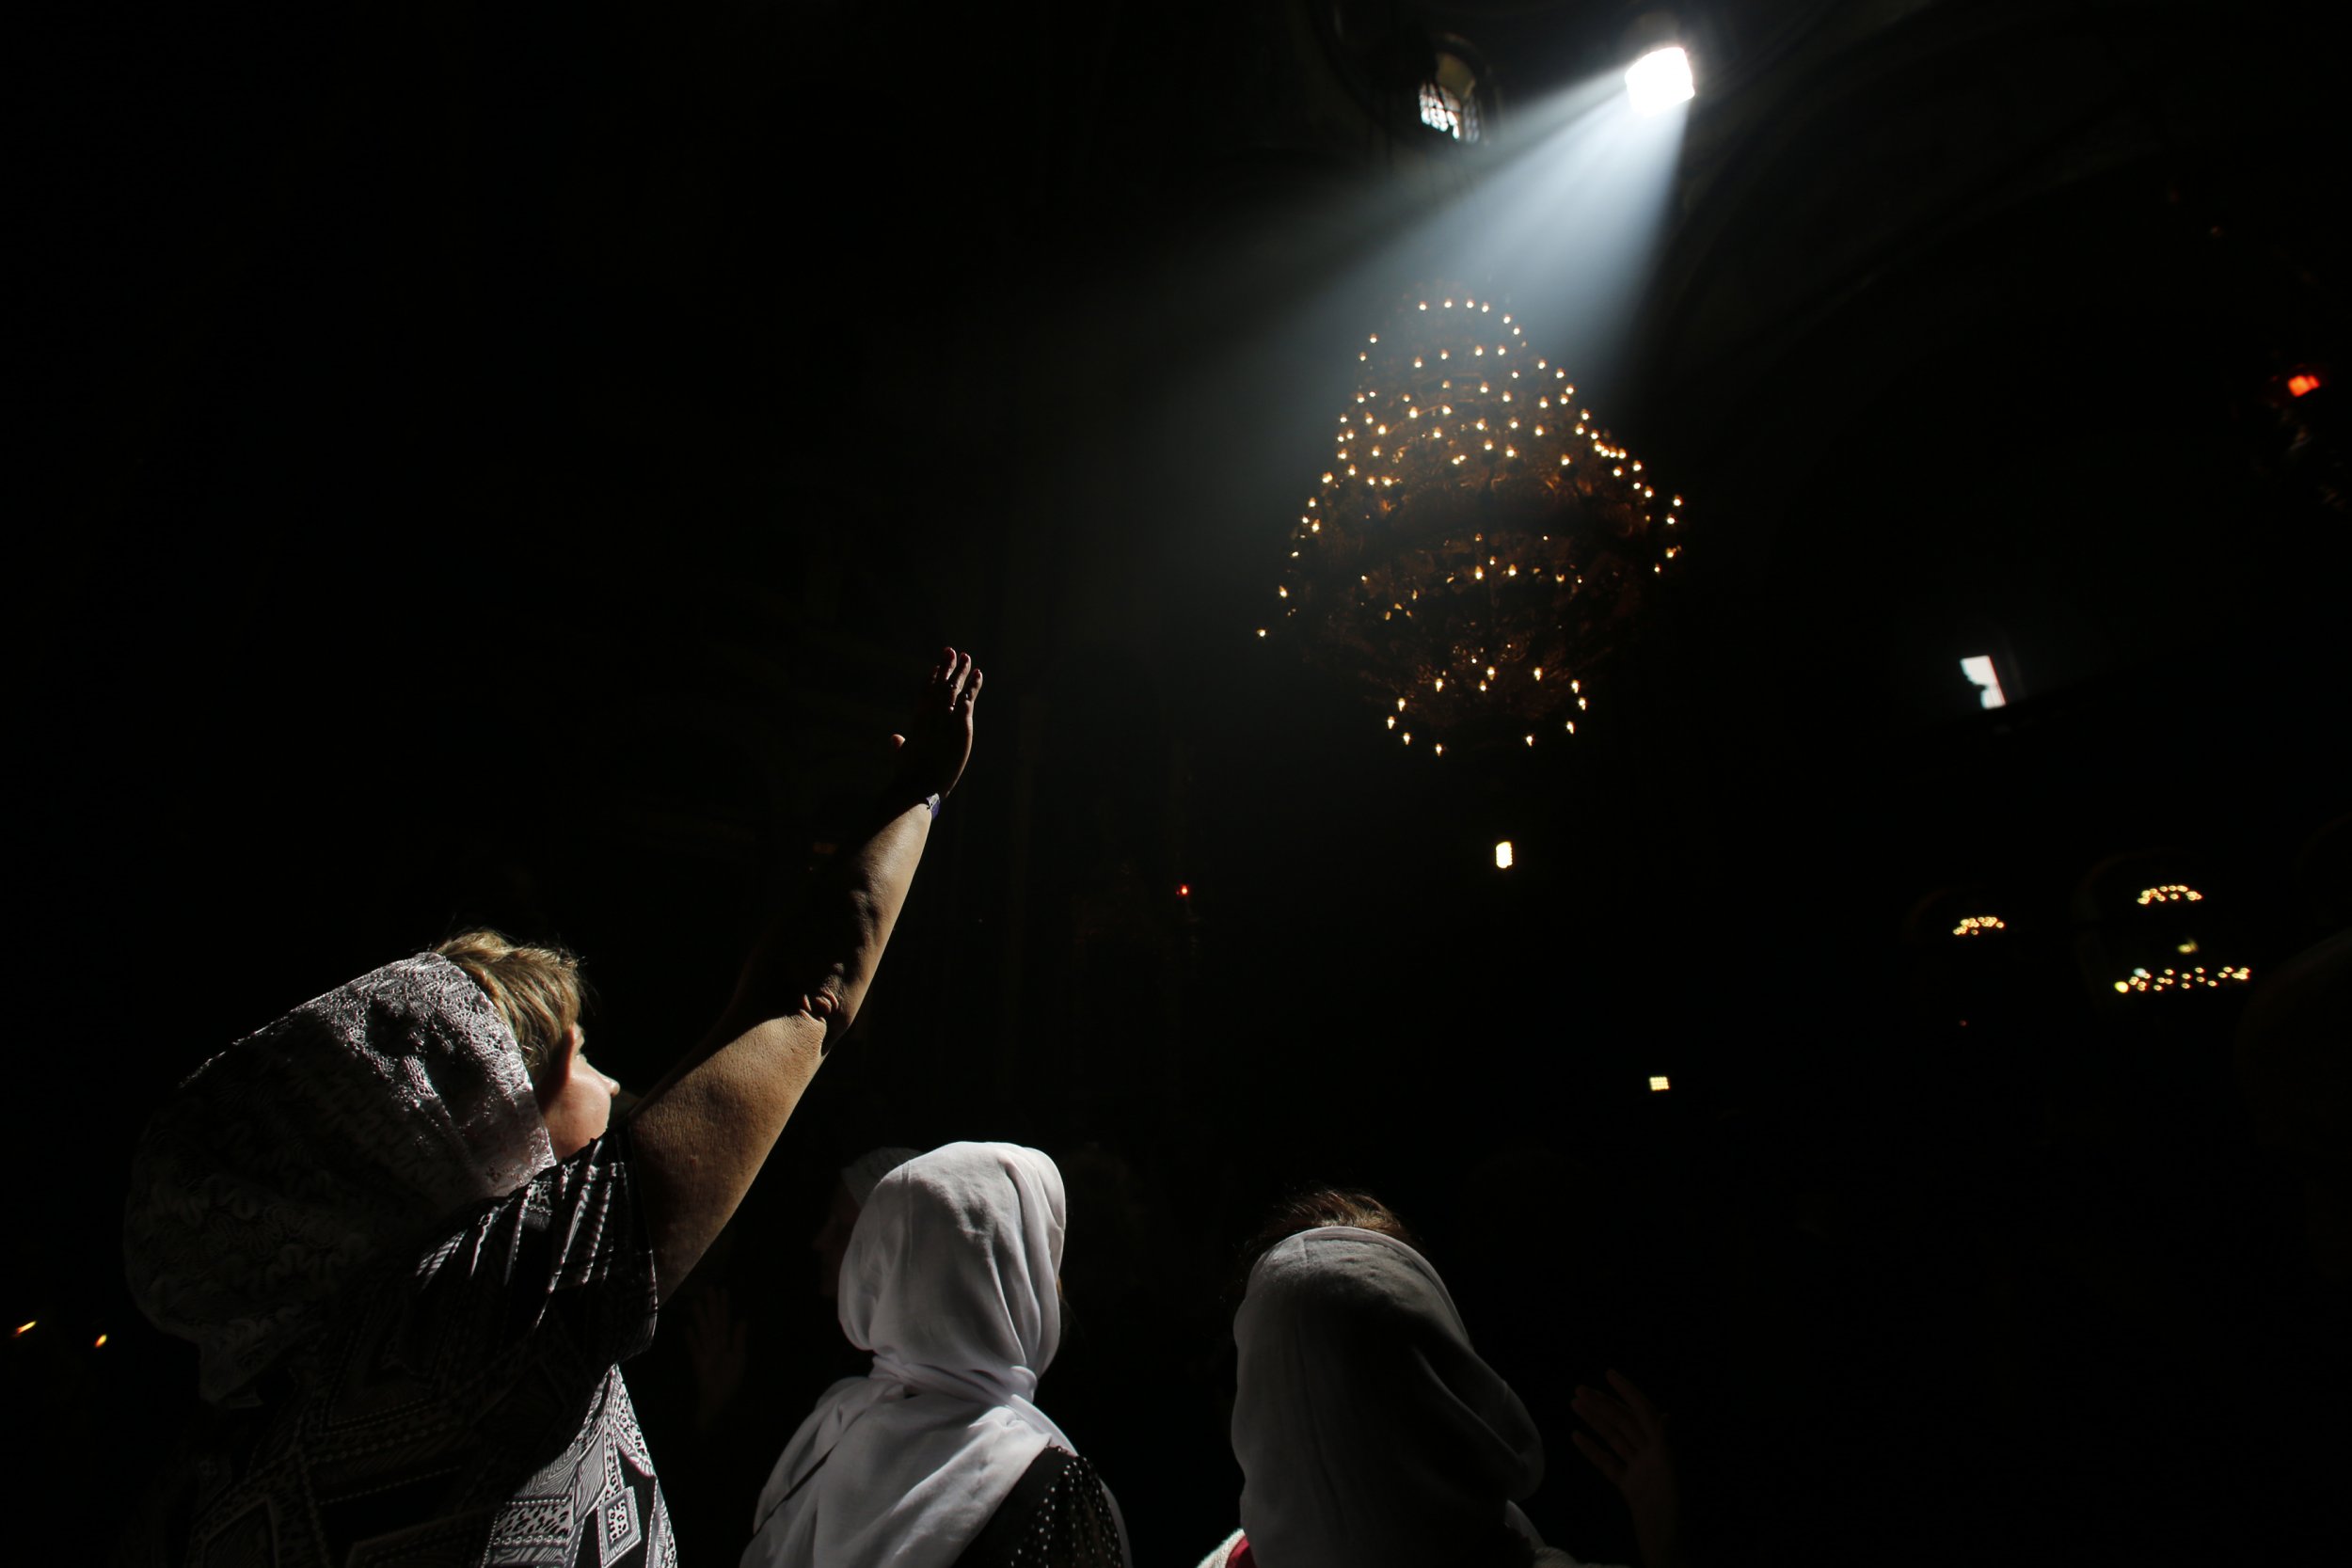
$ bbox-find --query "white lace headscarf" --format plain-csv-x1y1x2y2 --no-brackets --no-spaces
122,953,554,1403
744,1142,1071,1568
1233,1227,1548,1568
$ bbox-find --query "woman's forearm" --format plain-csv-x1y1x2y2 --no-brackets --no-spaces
628,800,932,1294
624,647,979,1297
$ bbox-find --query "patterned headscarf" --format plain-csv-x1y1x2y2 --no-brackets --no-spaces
123,953,555,1403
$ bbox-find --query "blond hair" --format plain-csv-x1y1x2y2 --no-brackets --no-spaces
432,928,585,1087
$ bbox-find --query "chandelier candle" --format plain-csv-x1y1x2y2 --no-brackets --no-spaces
1265,292,1687,755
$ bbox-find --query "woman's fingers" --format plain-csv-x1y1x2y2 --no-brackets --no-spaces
961,666,983,709
1570,1429,1628,1486
1573,1386,1640,1460
1606,1369,1664,1435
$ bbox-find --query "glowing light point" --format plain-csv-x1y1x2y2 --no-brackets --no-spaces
1960,655,2007,709
1626,47,1693,114
1176,883,1191,898
1495,840,1515,869
2287,372,2322,397
1648,1075,1671,1092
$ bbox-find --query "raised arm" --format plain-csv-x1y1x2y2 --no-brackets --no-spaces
626,648,982,1295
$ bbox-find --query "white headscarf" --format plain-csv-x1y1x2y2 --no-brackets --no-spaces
744,1142,1072,1568
1233,1227,1547,1568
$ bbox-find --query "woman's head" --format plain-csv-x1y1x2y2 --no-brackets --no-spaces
838,1143,1066,1403
1240,1186,1416,1271
1232,1215,1543,1568
125,953,556,1401
432,929,617,1159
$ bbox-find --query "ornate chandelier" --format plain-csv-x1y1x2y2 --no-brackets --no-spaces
1263,291,1687,756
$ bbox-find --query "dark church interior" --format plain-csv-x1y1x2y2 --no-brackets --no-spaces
18,2,2350,1563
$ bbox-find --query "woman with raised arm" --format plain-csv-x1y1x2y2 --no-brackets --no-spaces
116,648,981,1568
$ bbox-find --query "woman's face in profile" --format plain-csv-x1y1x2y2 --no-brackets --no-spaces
539,1023,623,1161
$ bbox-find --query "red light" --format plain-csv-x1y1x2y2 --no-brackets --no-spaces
2287,372,2322,397
1176,883,1190,897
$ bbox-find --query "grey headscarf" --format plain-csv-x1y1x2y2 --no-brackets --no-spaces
1233,1227,1546,1568
123,953,554,1402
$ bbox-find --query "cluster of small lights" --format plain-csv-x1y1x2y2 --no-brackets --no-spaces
2111,964,2252,994
2135,884,2204,906
1265,292,1686,753
1951,915,2007,937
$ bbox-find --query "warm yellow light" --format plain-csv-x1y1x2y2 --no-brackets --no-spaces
13,1322,32,1338
1648,1075,1671,1092
1495,840,1515,869
93,1334,108,1349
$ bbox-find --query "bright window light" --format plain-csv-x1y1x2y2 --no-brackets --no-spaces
1648,1075,1671,1092
1960,655,2007,709
1420,83,1464,139
1625,47,1693,115
1494,840,1515,869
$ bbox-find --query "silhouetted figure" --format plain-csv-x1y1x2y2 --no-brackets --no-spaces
1200,1191,1687,1568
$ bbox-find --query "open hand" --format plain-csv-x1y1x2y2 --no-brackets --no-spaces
891,647,982,802
1572,1370,1688,1567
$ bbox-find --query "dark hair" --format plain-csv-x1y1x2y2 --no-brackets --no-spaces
1232,1186,1418,1300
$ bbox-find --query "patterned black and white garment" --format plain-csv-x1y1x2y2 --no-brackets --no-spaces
955,1447,1126,1568
125,1129,672,1568
117,955,674,1568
